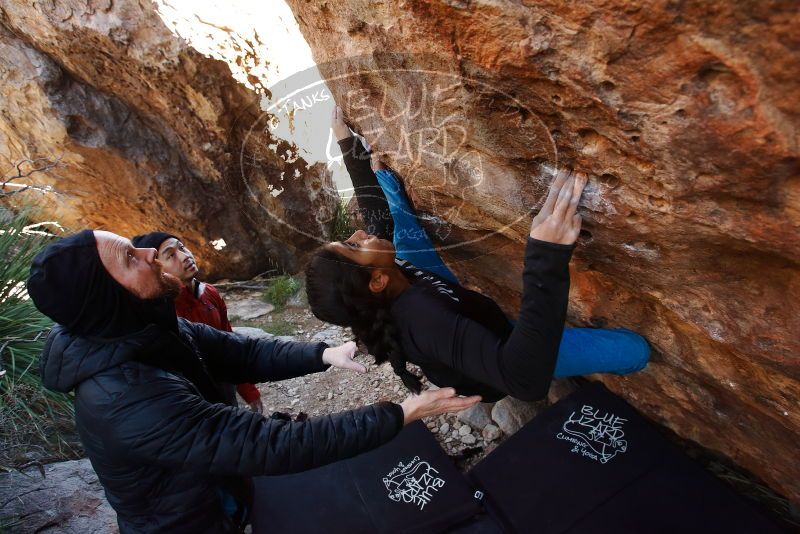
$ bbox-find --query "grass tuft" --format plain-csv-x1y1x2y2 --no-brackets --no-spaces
332,199,356,242
261,319,296,337
262,275,301,309
0,209,79,471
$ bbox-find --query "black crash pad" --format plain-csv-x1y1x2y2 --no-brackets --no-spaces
251,383,783,533
468,382,783,534
251,420,484,534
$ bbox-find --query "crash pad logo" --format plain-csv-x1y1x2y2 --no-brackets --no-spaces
556,404,628,464
382,456,445,510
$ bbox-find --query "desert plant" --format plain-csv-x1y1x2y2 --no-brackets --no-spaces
332,198,356,241
0,209,77,470
261,319,296,337
262,274,302,308
0,157,62,199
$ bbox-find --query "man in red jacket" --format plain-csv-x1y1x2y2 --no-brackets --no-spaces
132,231,263,413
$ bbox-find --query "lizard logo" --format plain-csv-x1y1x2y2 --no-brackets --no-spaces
382,455,446,510
557,404,628,464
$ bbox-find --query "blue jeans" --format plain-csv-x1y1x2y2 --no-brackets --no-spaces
374,169,649,377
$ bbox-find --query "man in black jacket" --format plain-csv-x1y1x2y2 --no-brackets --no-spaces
27,229,480,533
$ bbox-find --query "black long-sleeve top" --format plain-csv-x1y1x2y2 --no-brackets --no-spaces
339,136,574,403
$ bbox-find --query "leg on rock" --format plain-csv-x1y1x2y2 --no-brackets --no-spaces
553,327,650,378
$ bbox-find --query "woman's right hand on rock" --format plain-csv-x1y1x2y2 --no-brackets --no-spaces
400,387,481,425
529,168,588,245
331,105,353,142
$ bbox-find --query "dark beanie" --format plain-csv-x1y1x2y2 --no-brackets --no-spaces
131,231,178,251
27,229,177,337
26,230,228,403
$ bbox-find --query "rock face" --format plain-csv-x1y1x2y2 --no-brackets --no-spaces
286,0,800,503
0,459,118,533
0,1,337,279
226,299,275,321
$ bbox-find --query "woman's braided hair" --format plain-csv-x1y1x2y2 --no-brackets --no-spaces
305,246,423,393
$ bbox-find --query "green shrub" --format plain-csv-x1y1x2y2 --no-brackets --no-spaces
0,210,77,470
262,275,301,308
332,198,355,241
261,319,296,337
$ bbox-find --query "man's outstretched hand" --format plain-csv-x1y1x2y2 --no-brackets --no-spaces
400,388,481,425
530,168,588,245
322,341,367,373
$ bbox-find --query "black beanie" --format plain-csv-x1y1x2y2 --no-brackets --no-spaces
131,231,178,252
27,229,178,337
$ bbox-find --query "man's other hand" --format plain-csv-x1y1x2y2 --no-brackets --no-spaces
400,387,481,425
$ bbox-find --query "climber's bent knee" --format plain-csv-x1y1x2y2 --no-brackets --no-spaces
611,328,650,375
554,327,650,378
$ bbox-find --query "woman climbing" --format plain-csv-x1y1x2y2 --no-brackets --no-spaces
305,106,649,403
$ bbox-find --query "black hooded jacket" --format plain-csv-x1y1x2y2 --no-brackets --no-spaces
29,230,404,532
39,318,404,533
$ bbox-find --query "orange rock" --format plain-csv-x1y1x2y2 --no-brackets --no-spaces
286,0,800,504
0,1,337,279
